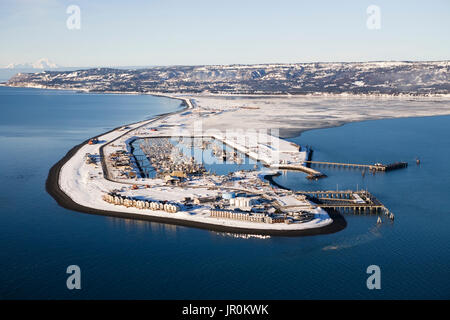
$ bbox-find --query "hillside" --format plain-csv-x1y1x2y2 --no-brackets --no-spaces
6,61,449,95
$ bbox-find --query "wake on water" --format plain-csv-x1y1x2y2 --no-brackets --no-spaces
322,224,383,251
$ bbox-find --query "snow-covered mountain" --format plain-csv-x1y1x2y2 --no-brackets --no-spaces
5,61,449,95
5,58,60,69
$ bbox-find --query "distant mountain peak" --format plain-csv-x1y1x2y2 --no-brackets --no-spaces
5,58,60,69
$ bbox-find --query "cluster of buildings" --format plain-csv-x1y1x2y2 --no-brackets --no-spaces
106,150,136,178
102,193,180,213
207,190,319,224
210,209,287,224
229,196,253,210
98,134,315,226
193,191,302,224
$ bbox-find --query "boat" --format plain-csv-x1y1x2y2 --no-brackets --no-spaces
88,138,99,145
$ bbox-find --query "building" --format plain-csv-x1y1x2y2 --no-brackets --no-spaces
170,170,187,178
193,195,217,204
164,175,181,185
210,209,286,224
221,192,235,200
210,209,265,223
229,196,254,210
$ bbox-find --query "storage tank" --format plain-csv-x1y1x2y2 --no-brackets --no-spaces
231,197,251,208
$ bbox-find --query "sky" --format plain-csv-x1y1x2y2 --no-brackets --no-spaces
0,0,449,67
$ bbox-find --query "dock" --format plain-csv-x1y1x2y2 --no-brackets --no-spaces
271,164,327,180
303,160,407,172
295,190,394,219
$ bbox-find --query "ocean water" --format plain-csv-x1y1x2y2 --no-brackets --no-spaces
0,86,449,299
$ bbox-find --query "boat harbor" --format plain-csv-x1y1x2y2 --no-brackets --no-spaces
97,128,399,227
55,96,404,234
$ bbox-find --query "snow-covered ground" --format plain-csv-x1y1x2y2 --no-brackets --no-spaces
184,94,450,137
58,97,332,232
57,92,450,232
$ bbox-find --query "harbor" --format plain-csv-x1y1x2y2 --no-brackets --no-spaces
52,98,339,234
42,90,420,236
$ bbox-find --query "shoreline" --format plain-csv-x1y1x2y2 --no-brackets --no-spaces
5,84,449,140
282,113,450,140
3,82,450,98
5,85,450,138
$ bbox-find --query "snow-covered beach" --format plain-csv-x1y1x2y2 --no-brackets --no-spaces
183,94,450,137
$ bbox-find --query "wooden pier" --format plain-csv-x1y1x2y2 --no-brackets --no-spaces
295,190,394,219
303,160,407,172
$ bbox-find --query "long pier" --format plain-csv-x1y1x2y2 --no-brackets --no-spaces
303,160,407,172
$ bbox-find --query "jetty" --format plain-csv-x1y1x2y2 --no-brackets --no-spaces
295,190,394,220
303,160,408,172
271,164,327,180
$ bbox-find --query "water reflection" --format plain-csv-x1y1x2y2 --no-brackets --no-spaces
105,216,180,236
214,231,271,240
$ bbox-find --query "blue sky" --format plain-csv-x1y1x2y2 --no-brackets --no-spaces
0,0,449,67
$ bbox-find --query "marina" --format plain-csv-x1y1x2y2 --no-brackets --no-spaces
53,97,339,233
52,94,411,234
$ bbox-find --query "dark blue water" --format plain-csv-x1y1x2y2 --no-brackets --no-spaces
0,86,449,299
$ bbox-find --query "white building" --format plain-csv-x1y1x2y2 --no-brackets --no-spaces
229,197,253,210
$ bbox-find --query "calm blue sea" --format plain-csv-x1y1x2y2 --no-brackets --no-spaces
0,86,449,299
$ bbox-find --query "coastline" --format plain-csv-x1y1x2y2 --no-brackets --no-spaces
5,82,450,98
5,85,450,140
6,84,450,140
